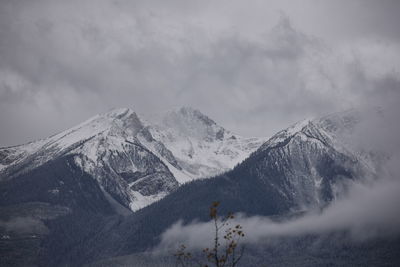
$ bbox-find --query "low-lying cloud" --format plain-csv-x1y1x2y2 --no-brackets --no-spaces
159,174,400,250
0,217,48,235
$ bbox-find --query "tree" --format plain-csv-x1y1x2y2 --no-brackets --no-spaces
174,201,245,267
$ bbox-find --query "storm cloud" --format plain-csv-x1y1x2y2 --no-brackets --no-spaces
1,0,400,146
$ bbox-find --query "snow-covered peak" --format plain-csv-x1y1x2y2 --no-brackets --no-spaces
142,108,267,180
261,118,313,148
157,106,226,143
0,107,150,174
46,107,146,149
260,108,382,152
173,106,217,125
255,108,387,180
101,107,134,118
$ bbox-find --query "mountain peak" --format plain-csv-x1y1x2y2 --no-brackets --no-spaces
100,107,135,119
176,106,198,114
168,106,217,127
159,107,224,141
260,118,312,149
163,106,220,130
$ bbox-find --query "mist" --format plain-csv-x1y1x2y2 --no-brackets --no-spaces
0,217,48,235
158,172,400,251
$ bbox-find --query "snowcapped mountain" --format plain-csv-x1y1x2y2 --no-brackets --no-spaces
0,107,266,211
248,108,384,210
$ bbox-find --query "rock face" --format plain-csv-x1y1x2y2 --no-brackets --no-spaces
0,107,266,211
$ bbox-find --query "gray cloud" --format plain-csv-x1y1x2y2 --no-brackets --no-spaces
0,0,400,146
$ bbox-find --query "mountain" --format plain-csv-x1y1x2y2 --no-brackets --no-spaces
65,109,383,263
1,108,393,266
0,107,266,212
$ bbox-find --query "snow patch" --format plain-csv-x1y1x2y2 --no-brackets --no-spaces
129,191,168,212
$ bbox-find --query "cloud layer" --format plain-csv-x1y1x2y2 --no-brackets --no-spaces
1,0,400,145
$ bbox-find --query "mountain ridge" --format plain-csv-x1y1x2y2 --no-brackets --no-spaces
0,107,267,211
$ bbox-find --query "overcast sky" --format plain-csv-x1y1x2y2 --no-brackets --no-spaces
1,0,400,146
